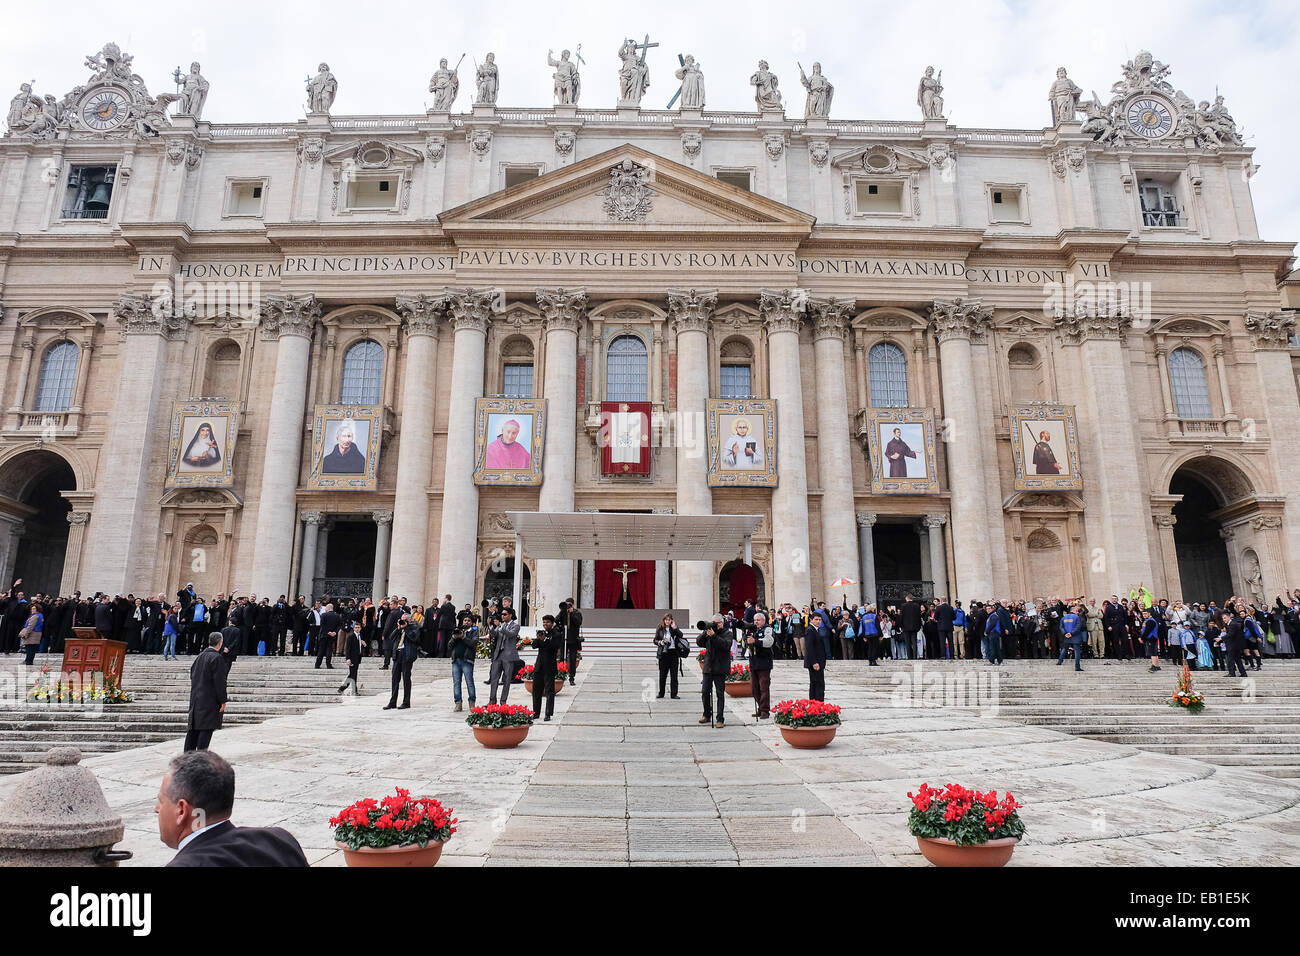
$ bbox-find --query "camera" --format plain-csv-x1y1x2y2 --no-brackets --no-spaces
695,620,713,633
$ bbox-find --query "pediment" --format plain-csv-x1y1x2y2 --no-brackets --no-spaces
439,144,815,237
831,144,929,173
323,139,425,168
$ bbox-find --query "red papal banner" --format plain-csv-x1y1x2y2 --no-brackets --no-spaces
599,401,651,475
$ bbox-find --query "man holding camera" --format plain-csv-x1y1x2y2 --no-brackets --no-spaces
561,598,582,685
697,614,733,728
746,611,776,719
488,607,521,705
531,614,562,721
383,613,418,710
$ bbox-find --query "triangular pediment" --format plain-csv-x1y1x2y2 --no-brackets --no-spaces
438,144,814,238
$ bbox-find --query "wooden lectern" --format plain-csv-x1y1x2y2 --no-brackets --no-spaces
62,628,127,688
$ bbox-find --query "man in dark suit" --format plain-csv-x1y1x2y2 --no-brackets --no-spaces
157,751,308,867
697,615,733,727
315,603,339,669
436,596,456,657
561,598,582,685
531,614,562,722
1222,611,1249,678
186,634,228,752
383,614,418,710
219,619,241,670
271,596,290,656
381,600,403,669
934,598,955,659
803,611,827,701
900,594,922,660
92,595,113,641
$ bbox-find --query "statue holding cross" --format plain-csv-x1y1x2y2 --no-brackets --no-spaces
617,34,656,107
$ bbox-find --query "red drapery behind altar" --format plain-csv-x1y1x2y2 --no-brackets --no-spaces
722,563,758,615
595,559,656,609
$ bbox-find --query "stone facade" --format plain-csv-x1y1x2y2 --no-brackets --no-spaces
0,43,1296,618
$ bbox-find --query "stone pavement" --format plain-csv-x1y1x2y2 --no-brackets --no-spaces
1,659,1297,866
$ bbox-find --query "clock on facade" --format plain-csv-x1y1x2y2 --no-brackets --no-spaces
1125,97,1174,139
79,88,130,131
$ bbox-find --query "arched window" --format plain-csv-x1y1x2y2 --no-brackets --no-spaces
1007,343,1044,404
339,339,384,405
868,342,909,408
606,334,648,402
1169,347,1212,418
719,337,754,398
35,341,80,411
202,339,242,399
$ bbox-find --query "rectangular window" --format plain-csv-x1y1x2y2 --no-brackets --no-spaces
719,364,753,399
1140,179,1181,227
716,169,752,191
62,164,117,220
504,167,541,189
854,179,905,215
226,180,266,217
988,184,1026,223
345,175,399,211
503,363,534,398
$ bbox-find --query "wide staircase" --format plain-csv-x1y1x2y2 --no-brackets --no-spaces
0,653,345,774
578,627,661,661
834,658,1300,780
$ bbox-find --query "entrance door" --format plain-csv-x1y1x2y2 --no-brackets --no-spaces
872,521,928,604
595,559,655,609
719,560,764,615
1171,471,1232,602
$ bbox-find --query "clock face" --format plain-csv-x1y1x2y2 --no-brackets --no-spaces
1126,97,1174,139
80,88,130,131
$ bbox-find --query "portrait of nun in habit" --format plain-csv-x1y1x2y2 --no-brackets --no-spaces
180,421,222,470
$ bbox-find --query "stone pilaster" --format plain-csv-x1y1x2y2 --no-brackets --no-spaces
808,296,861,605
760,288,812,608
925,513,949,599
1250,514,1288,598
856,513,877,605
535,288,587,610
371,510,393,600
248,294,320,598
1152,513,1181,600
436,288,496,604
59,513,89,596
929,298,993,599
388,293,449,598
1053,306,1154,596
298,511,323,600
1244,310,1300,579
667,289,717,619
81,293,191,594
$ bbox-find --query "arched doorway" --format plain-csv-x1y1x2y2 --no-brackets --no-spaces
484,558,531,624
1170,465,1236,603
719,560,765,615
0,450,75,595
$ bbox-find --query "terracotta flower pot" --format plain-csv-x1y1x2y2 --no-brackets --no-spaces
336,839,447,867
777,724,838,749
522,679,565,696
916,835,1018,867
724,681,753,697
471,723,531,749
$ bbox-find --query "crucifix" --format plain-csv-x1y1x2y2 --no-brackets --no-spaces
634,33,658,64
613,562,638,608
666,53,686,109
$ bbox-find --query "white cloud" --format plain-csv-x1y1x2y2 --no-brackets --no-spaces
2,0,1296,246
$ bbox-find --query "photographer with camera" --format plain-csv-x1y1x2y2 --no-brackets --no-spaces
746,610,776,719
383,613,418,710
487,607,521,705
532,614,562,721
653,613,687,699
696,614,733,728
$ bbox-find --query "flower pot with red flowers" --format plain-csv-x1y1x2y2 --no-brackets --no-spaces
330,787,457,867
907,783,1025,867
724,662,753,697
465,703,536,748
772,699,841,748
516,664,565,696
696,650,707,670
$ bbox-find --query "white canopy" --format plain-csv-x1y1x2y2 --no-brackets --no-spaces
505,511,762,561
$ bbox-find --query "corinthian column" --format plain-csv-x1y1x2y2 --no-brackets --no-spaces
930,299,993,599
388,293,448,598
436,288,495,605
82,293,192,595
371,510,394,599
760,289,813,608
249,294,320,597
666,289,717,619
1245,310,1300,578
534,288,586,610
298,511,323,600
808,297,862,605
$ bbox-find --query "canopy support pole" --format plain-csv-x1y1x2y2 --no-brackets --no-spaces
513,532,524,619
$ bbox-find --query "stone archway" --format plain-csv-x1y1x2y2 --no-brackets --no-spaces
0,449,76,595
1168,458,1243,603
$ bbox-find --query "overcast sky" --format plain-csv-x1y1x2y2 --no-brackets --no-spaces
3,0,1296,248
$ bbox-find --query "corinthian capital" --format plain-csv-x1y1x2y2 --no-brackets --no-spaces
1053,305,1132,346
536,287,588,334
666,288,717,335
395,292,451,337
758,288,809,335
444,287,499,334
928,298,992,343
807,296,855,342
259,293,321,339
1243,309,1297,351
115,292,194,339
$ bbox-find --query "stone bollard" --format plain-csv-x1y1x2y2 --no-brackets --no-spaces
0,747,132,866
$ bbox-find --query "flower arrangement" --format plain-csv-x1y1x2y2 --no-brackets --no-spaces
1168,665,1205,714
556,661,570,676
906,783,1025,847
465,703,535,728
697,649,707,663
26,666,133,704
726,662,751,683
330,787,457,851
772,699,842,727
